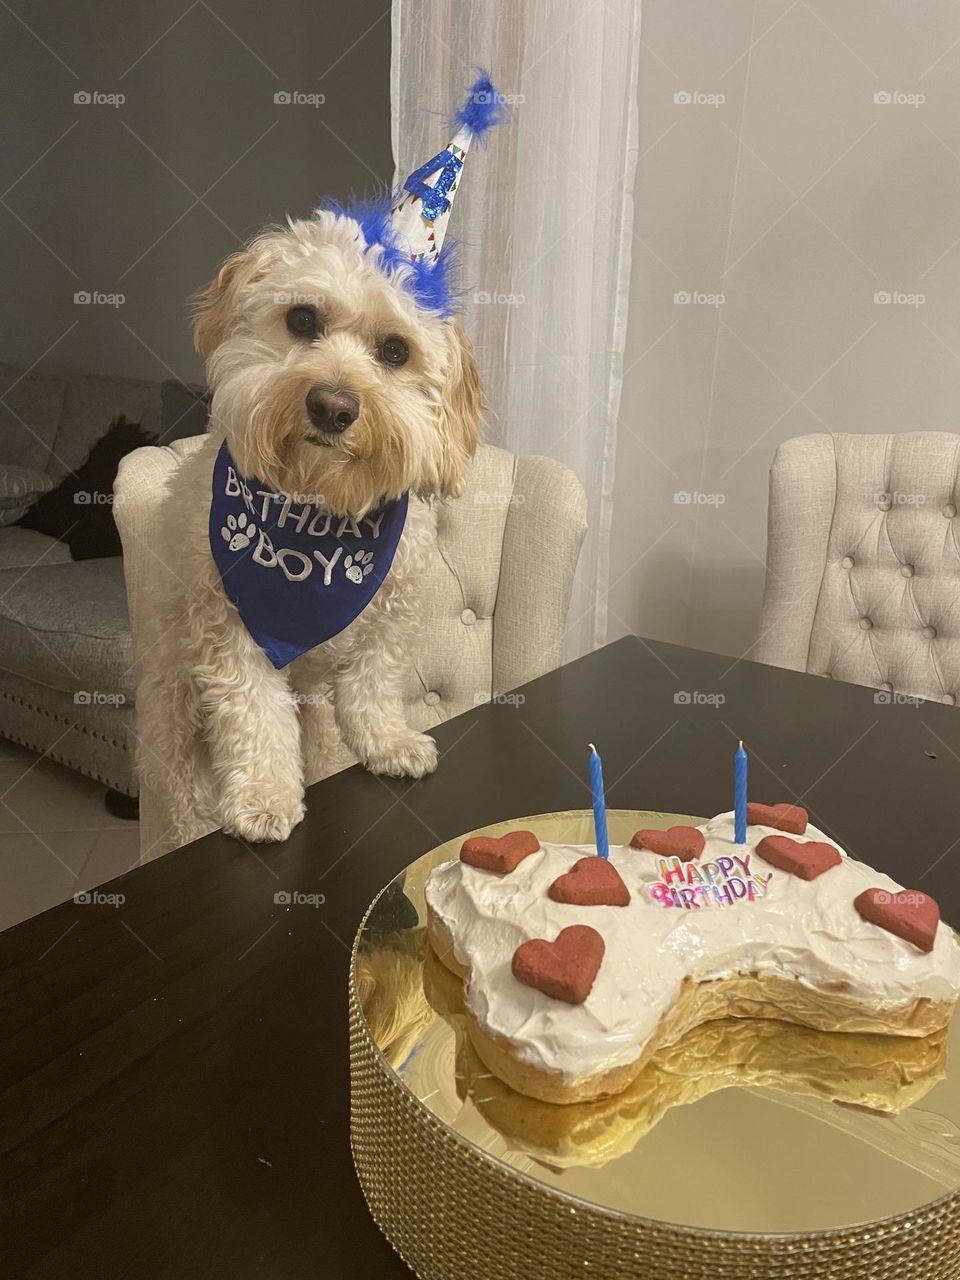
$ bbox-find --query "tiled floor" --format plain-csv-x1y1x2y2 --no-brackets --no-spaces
0,737,140,933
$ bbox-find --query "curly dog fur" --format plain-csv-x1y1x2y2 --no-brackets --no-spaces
137,210,482,844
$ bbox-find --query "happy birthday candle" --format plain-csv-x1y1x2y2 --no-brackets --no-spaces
588,743,609,860
734,740,748,845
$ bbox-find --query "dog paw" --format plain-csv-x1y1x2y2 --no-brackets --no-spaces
223,798,305,844
364,732,438,779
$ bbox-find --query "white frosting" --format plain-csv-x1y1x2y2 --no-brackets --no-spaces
425,812,960,1083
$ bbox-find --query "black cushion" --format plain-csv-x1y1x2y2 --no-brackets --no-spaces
18,416,156,559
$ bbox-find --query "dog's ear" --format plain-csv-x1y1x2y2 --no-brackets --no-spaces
193,250,263,359
436,319,483,499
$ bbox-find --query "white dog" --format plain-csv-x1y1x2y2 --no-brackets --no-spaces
137,209,482,845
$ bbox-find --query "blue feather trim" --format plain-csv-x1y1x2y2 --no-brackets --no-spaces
315,191,460,319
449,70,509,141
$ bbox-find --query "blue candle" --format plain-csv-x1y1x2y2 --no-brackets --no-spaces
589,743,610,860
734,739,748,844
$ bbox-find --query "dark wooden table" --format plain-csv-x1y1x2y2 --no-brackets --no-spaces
2,635,960,1278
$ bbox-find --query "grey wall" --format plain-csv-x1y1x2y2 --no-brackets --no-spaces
2,0,392,383
609,0,960,660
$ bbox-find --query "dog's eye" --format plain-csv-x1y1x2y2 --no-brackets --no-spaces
378,336,409,367
286,306,319,339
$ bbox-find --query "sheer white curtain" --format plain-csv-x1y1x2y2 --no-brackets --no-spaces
391,0,642,658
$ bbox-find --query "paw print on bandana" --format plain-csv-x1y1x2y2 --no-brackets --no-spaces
344,551,374,584
221,512,257,552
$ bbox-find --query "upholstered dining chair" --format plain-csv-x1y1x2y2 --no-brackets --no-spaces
755,432,960,705
114,437,586,860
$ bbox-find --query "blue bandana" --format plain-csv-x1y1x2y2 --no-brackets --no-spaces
209,441,408,669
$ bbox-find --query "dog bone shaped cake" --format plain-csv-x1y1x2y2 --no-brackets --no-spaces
425,810,960,1103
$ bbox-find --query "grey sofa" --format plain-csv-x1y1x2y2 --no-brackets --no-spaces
0,362,206,798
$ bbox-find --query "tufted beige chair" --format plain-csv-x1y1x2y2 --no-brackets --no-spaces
755,432,960,705
115,436,586,858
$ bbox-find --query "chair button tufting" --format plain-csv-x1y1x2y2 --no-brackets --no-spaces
943,693,957,706
841,555,854,569
460,608,477,626
943,503,957,519
859,617,873,631
901,563,914,578
424,691,441,706
879,681,893,693
923,625,937,639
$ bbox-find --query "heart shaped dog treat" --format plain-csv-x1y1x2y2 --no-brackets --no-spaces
747,802,808,835
630,826,705,861
854,888,940,954
548,857,630,907
757,835,841,881
460,830,540,873
512,924,605,1005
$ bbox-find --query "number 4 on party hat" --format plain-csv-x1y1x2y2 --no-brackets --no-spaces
390,71,508,266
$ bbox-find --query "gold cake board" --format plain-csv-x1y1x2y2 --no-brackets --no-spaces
349,810,960,1279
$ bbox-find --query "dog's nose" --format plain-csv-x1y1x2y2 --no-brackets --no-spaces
305,384,360,433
